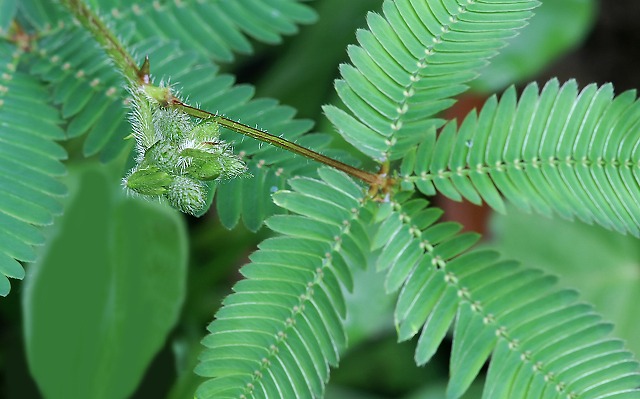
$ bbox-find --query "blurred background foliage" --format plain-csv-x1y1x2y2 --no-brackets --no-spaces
489,205,640,359
3,0,640,398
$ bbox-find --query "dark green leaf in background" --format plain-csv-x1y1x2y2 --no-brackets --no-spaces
22,164,188,399
471,0,597,92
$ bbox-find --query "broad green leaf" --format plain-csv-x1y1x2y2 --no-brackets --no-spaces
23,164,187,399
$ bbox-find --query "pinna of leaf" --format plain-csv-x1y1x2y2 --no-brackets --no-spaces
124,58,389,215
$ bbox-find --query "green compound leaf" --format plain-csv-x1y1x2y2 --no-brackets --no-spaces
17,0,65,29
326,0,540,162
20,0,316,63
0,42,67,297
23,164,187,399
196,168,370,399
377,194,640,399
29,25,131,158
105,0,317,62
404,79,640,237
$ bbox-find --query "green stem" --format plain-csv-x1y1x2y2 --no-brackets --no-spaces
171,99,381,186
60,0,384,188
60,0,140,83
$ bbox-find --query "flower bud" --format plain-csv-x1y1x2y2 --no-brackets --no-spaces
153,108,191,142
124,166,174,195
165,176,206,215
219,154,249,179
143,140,181,174
127,85,249,216
180,148,223,180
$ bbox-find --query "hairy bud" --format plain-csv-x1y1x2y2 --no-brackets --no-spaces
189,120,220,142
165,176,206,215
124,86,248,216
180,148,223,180
124,166,174,196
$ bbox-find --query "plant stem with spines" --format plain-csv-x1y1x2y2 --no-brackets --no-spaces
60,0,385,188
169,99,382,186
60,0,140,83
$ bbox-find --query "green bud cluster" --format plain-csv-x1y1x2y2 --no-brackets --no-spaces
124,166,173,196
124,87,248,215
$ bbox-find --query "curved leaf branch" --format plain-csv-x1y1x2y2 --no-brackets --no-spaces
325,0,540,161
0,42,67,296
403,79,640,236
375,193,640,398
196,168,371,398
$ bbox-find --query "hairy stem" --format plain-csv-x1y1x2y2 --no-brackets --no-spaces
60,0,140,83
60,0,384,188
170,99,382,186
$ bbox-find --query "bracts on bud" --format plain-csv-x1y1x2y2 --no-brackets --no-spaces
124,79,248,216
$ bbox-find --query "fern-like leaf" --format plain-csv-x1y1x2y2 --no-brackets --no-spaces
103,0,317,62
0,42,67,296
404,79,640,236
21,0,316,63
196,168,370,398
375,193,640,398
30,25,130,159
324,0,539,162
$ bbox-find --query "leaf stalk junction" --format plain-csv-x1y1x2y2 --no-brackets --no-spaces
62,0,390,195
